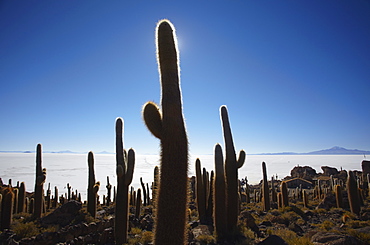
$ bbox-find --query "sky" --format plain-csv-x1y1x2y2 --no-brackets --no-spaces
1,1,370,156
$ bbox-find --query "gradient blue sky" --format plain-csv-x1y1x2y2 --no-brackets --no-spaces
1,1,369,155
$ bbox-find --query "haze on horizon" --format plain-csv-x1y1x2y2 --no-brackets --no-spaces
1,1,369,156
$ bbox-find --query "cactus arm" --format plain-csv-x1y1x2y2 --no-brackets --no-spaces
143,102,163,139
237,150,246,169
124,148,135,186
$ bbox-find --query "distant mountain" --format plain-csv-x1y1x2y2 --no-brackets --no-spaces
258,146,370,155
307,146,370,155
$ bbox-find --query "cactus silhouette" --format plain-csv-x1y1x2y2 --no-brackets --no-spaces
142,19,188,245
281,181,289,207
195,159,206,223
18,182,26,213
214,144,227,239
335,184,343,208
303,189,308,208
106,176,112,206
34,144,46,219
220,105,246,234
140,177,147,206
1,188,14,230
87,151,99,218
262,162,270,211
347,171,360,215
135,188,142,218
115,117,135,245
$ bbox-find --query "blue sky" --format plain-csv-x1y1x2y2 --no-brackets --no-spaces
1,1,369,155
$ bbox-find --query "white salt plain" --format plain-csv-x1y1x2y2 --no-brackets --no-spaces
0,153,365,201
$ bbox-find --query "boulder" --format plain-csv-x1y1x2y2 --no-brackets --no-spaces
290,166,317,179
257,235,288,245
321,166,339,176
316,193,336,210
362,160,370,177
311,232,364,245
41,200,82,226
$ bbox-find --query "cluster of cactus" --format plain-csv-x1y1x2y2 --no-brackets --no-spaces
115,117,135,245
140,177,150,206
213,106,245,240
195,159,214,224
142,19,188,245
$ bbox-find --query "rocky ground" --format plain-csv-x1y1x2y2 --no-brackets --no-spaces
1,187,369,245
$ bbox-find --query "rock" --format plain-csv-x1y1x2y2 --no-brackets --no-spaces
290,166,317,179
191,225,212,240
310,232,364,245
240,210,261,237
316,193,336,210
321,166,339,176
362,160,370,177
257,235,288,245
41,200,82,226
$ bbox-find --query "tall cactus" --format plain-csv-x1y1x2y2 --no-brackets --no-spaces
335,184,343,208
281,181,289,207
87,151,99,218
0,188,14,230
18,182,26,213
115,117,135,245
195,159,206,223
347,171,360,215
262,162,270,211
142,19,188,245
214,144,227,239
34,143,46,219
220,105,246,234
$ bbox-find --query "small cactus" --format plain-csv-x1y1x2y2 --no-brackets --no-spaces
106,176,112,206
303,190,308,208
140,177,147,206
135,188,142,218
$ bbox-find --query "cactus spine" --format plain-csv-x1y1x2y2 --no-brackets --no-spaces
87,151,99,218
115,117,135,245
34,144,46,219
262,162,270,211
142,19,188,245
347,171,360,215
220,105,246,234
